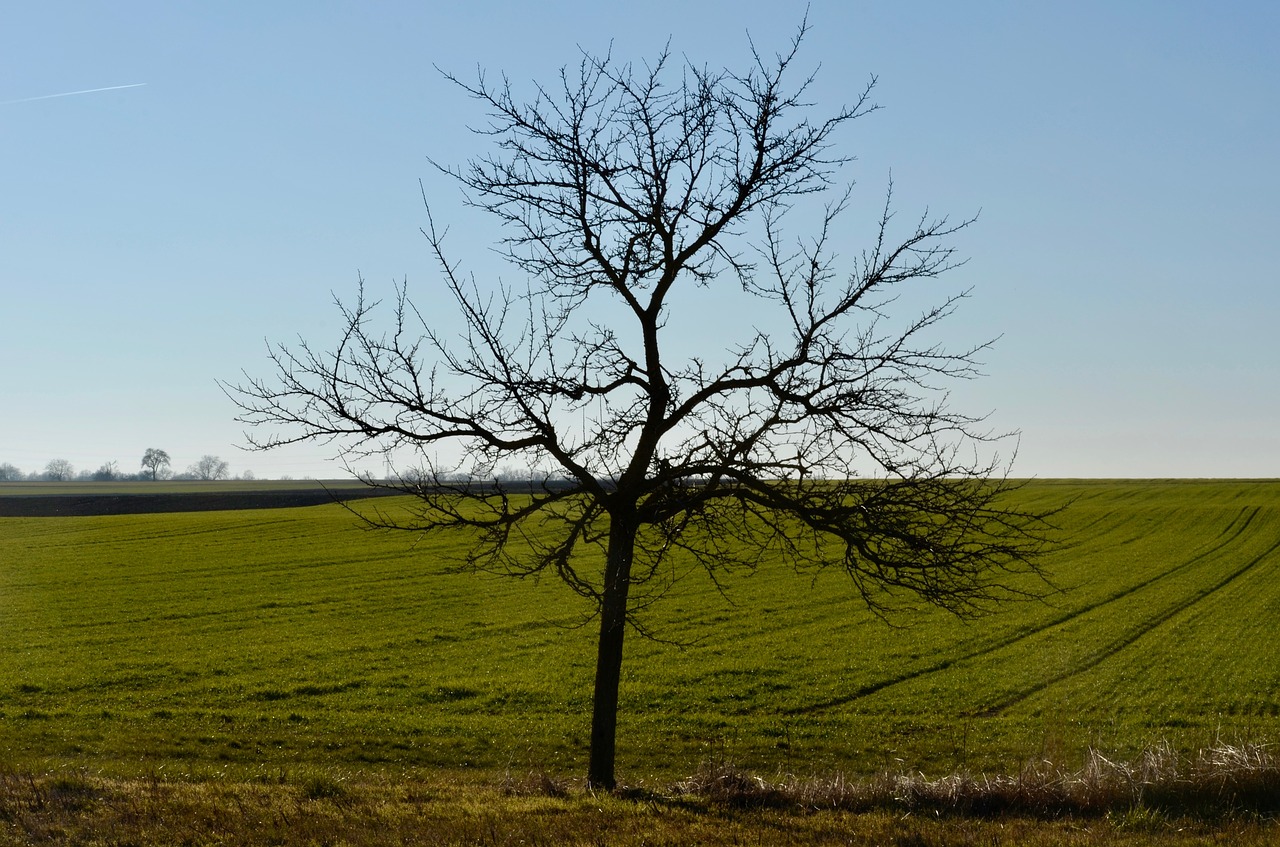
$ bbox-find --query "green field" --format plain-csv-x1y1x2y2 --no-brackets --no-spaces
2,479,1279,786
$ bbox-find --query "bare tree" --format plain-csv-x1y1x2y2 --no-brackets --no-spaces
230,24,1054,789
141,448,171,481
0,463,23,482
44,458,75,482
91,461,120,482
190,455,230,481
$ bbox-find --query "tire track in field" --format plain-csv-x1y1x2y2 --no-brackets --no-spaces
972,533,1280,717
785,505,1265,716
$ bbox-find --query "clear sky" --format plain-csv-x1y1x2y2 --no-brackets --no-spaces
2,1,1277,480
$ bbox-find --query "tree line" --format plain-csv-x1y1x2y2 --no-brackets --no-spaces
0,449,251,483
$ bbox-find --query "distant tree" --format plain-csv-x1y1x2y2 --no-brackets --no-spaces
44,459,74,482
140,448,171,481
91,461,120,482
190,455,230,481
238,469,256,481
230,24,1056,789
0,463,23,481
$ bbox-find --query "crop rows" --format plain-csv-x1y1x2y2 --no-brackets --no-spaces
1,480,1278,781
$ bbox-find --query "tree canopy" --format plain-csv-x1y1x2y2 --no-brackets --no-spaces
141,448,171,481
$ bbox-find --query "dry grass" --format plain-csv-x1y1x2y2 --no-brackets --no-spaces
2,743,1277,846
674,739,1280,818
499,767,570,799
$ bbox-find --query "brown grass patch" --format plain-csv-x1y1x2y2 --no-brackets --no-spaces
0,744,1277,847
674,740,1280,818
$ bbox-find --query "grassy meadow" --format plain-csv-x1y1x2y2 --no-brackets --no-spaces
1,479,1279,842
3,479,1279,780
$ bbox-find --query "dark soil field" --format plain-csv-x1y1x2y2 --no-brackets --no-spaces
0,482,398,517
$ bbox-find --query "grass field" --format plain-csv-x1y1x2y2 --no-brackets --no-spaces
1,480,1279,842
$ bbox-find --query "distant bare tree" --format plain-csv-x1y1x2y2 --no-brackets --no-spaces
44,459,74,482
141,448,171,481
90,461,120,481
0,463,23,482
230,23,1056,789
190,455,230,481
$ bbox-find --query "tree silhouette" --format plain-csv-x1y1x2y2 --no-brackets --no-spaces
230,23,1054,789
141,448,170,481
190,454,230,481
44,458,74,482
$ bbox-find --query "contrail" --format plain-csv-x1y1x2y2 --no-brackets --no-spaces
0,83,147,106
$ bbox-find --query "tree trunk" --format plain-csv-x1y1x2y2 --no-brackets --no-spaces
587,511,636,790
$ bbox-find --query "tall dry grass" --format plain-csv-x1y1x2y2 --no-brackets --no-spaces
674,739,1280,818
0,743,1276,846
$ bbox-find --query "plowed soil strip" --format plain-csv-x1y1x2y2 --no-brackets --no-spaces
0,488,398,517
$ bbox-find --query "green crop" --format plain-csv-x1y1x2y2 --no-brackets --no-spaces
1,480,1278,782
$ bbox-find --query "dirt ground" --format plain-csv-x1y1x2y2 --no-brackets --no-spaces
0,486,397,517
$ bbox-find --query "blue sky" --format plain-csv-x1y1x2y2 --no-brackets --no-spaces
2,1,1277,479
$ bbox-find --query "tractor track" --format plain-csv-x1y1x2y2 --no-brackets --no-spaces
786,505,1269,716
